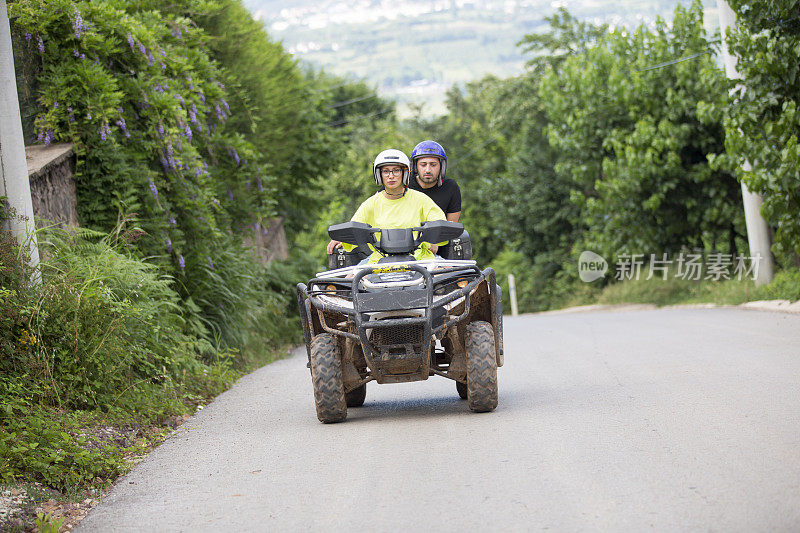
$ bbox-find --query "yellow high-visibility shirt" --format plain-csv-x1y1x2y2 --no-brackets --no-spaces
346,188,446,263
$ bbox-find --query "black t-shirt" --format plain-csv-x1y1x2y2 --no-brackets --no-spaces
408,177,461,215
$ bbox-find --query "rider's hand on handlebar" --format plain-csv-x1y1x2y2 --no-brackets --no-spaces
430,243,438,254
327,239,342,255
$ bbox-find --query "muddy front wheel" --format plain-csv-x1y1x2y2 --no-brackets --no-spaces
465,321,498,412
310,334,347,423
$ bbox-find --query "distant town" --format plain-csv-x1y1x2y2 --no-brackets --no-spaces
244,0,708,116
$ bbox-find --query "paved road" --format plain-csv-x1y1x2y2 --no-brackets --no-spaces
78,308,800,532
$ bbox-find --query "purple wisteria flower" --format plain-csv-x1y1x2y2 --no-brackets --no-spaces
67,107,75,123
194,167,202,178
172,27,182,39
25,32,32,42
160,48,166,58
166,141,173,159
215,102,227,121
184,125,192,142
138,43,146,56
99,123,110,141
175,94,184,105
169,216,176,226
116,117,129,138
73,11,84,39
158,123,164,138
221,99,229,113
212,198,219,206
207,257,214,269
188,103,197,124
127,34,135,50
231,149,240,166
199,92,205,104
37,36,44,54
227,188,233,201
86,112,92,120
37,131,43,143
178,254,185,270
176,138,182,151
256,177,263,192
147,52,155,66
53,101,59,109
149,179,158,199
161,155,169,172
166,238,172,253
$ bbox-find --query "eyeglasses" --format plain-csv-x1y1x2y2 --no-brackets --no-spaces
380,167,404,177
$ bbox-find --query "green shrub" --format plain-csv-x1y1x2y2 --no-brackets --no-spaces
0,223,210,409
0,402,130,492
754,267,800,301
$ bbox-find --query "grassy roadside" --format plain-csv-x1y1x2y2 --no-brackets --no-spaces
0,221,312,531
557,267,800,310
0,346,291,532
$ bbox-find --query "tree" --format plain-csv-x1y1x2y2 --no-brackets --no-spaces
540,2,743,258
724,0,800,262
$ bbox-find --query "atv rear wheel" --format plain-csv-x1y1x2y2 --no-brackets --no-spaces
465,321,498,412
345,383,367,407
310,333,347,423
456,380,468,400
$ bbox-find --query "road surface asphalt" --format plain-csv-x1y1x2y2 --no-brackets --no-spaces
78,308,800,532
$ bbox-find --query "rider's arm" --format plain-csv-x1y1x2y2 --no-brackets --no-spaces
446,211,461,223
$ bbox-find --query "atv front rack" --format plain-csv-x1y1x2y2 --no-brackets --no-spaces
297,261,502,384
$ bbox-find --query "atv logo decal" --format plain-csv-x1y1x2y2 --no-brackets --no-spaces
578,251,608,282
371,266,409,273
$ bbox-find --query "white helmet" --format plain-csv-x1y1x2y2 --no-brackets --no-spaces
372,149,411,185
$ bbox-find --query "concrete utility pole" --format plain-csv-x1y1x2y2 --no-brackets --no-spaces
0,0,39,271
507,273,518,316
717,0,774,285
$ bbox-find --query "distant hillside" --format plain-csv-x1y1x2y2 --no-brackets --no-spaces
243,0,709,116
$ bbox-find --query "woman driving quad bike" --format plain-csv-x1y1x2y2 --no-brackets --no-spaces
298,149,503,423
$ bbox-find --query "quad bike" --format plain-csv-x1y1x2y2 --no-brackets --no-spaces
296,220,504,423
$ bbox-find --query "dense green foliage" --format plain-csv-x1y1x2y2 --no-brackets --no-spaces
6,0,360,353
722,0,800,263
0,222,234,490
2,0,386,497
400,2,767,311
